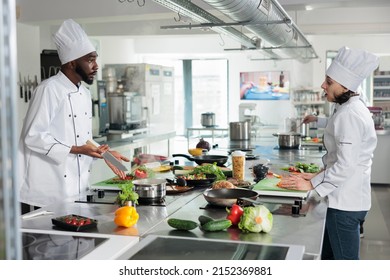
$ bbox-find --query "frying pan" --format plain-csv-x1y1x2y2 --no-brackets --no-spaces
172,154,228,166
203,188,258,207
176,174,217,187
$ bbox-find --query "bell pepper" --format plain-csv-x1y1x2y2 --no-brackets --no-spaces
114,205,139,228
226,203,244,226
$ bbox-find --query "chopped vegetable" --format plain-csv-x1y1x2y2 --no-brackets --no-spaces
191,163,226,181
131,165,155,179
114,205,139,228
282,162,320,173
226,204,244,226
238,205,273,233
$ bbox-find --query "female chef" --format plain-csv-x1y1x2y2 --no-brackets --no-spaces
279,46,379,260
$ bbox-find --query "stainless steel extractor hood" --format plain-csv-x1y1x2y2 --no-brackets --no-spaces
152,0,317,61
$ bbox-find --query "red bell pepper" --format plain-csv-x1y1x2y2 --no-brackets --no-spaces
226,204,244,226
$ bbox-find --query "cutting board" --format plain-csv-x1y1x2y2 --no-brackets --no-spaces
252,177,309,198
90,178,129,191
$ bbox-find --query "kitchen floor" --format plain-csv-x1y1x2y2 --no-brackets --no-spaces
173,136,390,260
360,184,390,260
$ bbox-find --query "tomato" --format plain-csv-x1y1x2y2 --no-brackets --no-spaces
84,218,91,225
78,219,85,226
134,169,147,179
226,204,244,226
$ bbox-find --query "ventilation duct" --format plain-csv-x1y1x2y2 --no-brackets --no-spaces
152,0,317,61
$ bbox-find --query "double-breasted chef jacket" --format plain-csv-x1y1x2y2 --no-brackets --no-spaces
19,71,94,207
311,95,377,211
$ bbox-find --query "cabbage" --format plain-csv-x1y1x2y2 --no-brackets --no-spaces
238,205,273,233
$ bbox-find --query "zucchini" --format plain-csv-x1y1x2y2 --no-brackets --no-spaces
167,218,198,231
201,219,232,232
198,215,214,226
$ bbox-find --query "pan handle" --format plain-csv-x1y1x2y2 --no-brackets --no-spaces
236,197,262,207
171,154,194,161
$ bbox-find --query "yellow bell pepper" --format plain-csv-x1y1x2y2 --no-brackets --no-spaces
114,205,139,228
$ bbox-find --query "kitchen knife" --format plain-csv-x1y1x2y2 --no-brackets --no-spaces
86,139,128,172
19,72,23,98
27,75,32,100
23,77,28,103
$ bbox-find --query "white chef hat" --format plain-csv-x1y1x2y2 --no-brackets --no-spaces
53,19,96,65
326,46,378,92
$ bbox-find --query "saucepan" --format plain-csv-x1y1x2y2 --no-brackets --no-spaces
172,154,228,166
132,178,166,201
273,132,301,149
203,188,258,207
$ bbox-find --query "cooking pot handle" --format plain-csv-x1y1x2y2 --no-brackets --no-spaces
272,133,279,137
172,154,194,161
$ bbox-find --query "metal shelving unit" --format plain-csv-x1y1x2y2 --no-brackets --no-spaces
373,75,390,127
292,88,329,118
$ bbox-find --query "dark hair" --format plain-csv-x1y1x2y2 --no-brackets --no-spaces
334,90,359,104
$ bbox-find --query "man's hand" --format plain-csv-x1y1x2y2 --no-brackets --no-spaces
104,150,130,180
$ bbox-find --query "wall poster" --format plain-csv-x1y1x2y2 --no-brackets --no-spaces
240,71,290,100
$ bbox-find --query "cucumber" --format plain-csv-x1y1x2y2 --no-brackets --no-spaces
198,215,214,226
167,218,198,231
201,219,232,232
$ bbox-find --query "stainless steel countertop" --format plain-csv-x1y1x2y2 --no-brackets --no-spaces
21,139,327,260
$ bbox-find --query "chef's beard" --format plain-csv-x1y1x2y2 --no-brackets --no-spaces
75,65,94,85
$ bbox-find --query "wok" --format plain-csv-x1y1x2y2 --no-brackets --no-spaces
172,154,228,166
203,188,258,207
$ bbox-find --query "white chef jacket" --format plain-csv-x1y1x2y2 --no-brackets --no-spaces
311,96,377,211
19,71,94,207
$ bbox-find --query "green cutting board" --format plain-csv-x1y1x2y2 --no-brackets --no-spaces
90,178,131,190
252,177,306,193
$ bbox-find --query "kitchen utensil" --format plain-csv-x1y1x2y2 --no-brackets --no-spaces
229,121,251,140
252,177,309,198
86,140,128,171
132,178,167,200
172,154,228,166
203,188,258,207
23,77,28,103
201,112,215,127
22,210,54,220
19,72,23,98
166,185,194,194
273,133,301,149
175,174,217,187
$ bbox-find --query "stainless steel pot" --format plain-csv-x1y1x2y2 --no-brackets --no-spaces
230,121,251,140
273,133,301,149
132,178,166,200
201,112,215,127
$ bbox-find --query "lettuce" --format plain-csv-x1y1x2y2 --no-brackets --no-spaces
238,205,273,233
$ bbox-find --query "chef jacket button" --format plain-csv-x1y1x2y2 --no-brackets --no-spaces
69,114,71,117
77,135,79,138
79,154,81,157
64,174,67,178
74,115,77,118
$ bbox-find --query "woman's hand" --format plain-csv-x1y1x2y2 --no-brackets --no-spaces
302,114,318,124
277,174,314,191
